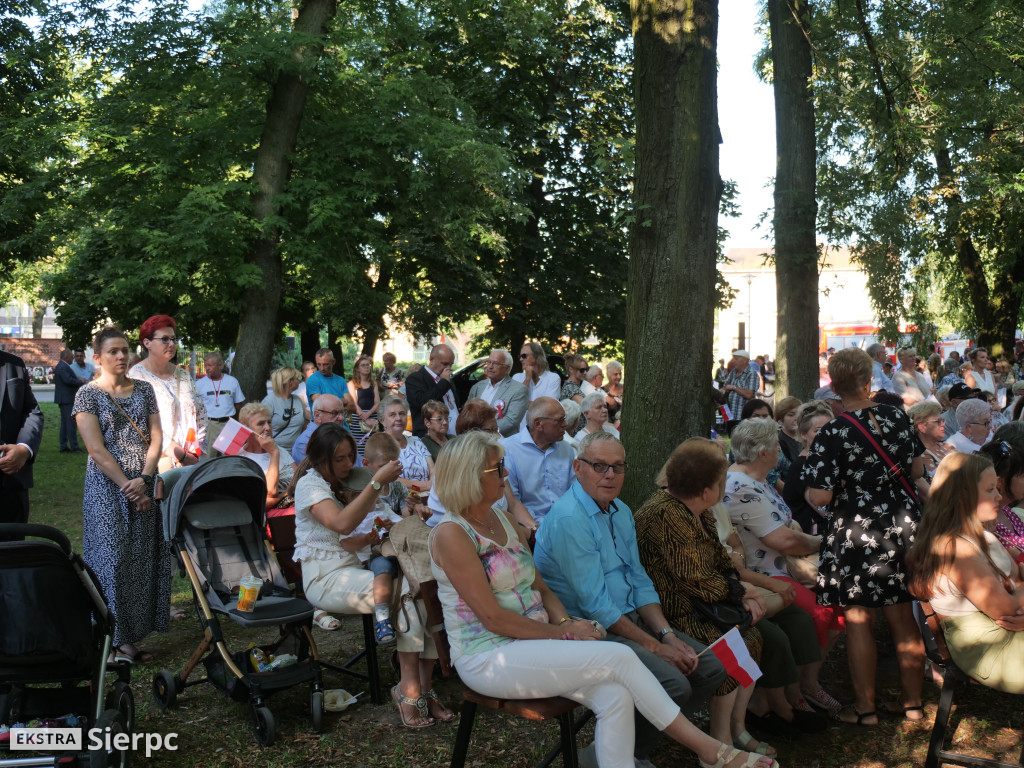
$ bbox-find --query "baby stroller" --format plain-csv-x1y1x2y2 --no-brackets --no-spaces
0,523,134,767
153,456,323,746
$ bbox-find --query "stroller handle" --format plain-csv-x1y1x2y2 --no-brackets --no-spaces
0,523,73,555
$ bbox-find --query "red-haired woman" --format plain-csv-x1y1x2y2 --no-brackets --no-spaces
129,315,207,473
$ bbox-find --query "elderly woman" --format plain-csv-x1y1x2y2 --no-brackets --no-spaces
379,394,434,492
419,400,450,461
944,398,993,454
775,397,803,464
560,354,587,404
965,347,996,395
906,452,1024,694
800,347,926,724
936,358,961,390
262,367,310,453
513,341,561,406
604,360,624,424
577,391,619,439
782,402,835,536
724,418,841,722
906,400,950,486
236,402,295,510
429,431,776,768
560,398,583,450
290,424,448,726
75,325,166,663
129,314,206,471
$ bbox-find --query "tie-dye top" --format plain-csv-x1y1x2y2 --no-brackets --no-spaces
430,509,549,663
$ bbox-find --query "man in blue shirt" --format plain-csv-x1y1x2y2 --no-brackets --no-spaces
502,398,576,524
535,432,725,767
290,393,349,464
304,348,348,403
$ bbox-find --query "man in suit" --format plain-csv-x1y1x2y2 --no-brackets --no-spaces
1,349,45,538
405,343,459,437
468,348,528,437
54,349,84,453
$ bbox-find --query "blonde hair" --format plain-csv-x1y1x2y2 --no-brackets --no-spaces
795,401,834,439
270,366,301,398
827,347,874,397
238,402,272,428
363,432,400,465
435,431,504,516
906,400,942,426
775,396,802,423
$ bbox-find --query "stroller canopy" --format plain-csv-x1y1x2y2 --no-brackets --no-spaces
161,456,268,542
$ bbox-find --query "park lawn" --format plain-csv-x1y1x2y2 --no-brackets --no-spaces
22,402,1024,766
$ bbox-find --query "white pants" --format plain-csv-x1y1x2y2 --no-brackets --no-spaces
456,640,680,768
301,558,436,657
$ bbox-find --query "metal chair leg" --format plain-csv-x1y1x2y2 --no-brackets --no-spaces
449,699,477,768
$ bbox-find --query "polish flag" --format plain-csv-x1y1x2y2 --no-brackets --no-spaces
709,627,762,687
212,418,251,456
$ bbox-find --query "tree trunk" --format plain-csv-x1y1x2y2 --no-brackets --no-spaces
622,0,720,508
230,0,338,402
300,326,321,364
770,0,819,401
32,301,46,337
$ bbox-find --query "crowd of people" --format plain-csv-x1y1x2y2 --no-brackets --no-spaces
8,323,1024,767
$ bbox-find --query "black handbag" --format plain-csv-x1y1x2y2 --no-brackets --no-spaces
690,569,752,632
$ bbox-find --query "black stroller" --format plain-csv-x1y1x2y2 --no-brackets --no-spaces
152,456,323,746
0,523,134,767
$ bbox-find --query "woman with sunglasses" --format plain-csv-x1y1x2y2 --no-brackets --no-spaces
430,431,777,768
129,314,207,472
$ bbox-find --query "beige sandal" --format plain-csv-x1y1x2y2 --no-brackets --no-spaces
699,743,778,768
391,685,433,729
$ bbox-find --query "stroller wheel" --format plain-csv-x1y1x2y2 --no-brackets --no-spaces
89,709,128,768
152,670,180,710
252,705,276,747
105,681,135,733
310,690,324,732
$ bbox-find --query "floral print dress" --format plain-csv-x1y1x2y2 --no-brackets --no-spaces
800,404,923,607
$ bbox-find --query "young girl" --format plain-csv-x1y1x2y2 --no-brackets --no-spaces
907,452,1024,694
977,438,1024,556
347,354,380,458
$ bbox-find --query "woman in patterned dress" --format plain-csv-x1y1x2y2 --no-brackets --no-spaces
801,347,926,725
128,314,206,472
74,325,166,663
429,431,776,768
380,395,434,492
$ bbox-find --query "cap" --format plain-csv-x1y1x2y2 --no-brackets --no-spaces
341,466,374,492
949,383,980,400
732,349,750,359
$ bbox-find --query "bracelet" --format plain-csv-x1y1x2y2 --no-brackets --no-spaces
558,617,572,625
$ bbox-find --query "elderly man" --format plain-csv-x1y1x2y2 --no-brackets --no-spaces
290,393,349,464
944,397,992,454
942,383,980,437
53,349,84,453
406,343,459,437
535,432,725,768
1,349,44,540
580,365,604,397
866,343,896,394
468,349,528,437
305,348,347,402
502,397,576,524
721,349,759,418
892,347,930,407
195,350,246,455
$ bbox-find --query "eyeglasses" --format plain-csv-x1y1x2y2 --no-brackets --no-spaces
970,421,993,429
577,366,588,373
151,336,177,345
485,360,509,367
537,416,568,426
519,353,533,359
922,419,944,427
482,457,505,475
427,416,450,423
319,409,344,418
578,458,628,475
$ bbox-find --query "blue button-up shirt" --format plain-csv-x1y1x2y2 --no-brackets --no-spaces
502,427,576,522
534,481,661,629
872,360,895,393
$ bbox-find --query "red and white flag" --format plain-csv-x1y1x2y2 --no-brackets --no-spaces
212,418,251,456
709,627,762,687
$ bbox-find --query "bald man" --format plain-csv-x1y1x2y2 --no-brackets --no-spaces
405,343,460,437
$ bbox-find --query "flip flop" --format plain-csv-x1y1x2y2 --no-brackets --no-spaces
881,701,926,722
834,705,878,726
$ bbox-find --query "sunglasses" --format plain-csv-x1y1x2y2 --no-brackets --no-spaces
482,457,505,475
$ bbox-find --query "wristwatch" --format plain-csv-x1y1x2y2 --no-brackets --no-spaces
657,627,673,642
371,480,382,492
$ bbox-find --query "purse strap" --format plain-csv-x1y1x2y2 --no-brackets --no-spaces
104,389,150,448
839,411,917,502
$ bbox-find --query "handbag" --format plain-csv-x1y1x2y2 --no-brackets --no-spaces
690,597,752,632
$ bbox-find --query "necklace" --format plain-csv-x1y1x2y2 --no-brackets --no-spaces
466,509,497,537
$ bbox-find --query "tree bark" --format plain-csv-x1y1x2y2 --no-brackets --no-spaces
300,326,320,364
622,0,720,507
32,301,46,337
231,0,338,402
769,0,819,400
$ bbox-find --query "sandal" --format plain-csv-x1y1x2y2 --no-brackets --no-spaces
313,610,340,631
169,607,186,621
699,743,778,768
424,689,456,722
881,701,926,722
391,685,433,729
111,645,153,665
802,687,841,713
834,704,878,726
374,617,397,646
733,730,776,757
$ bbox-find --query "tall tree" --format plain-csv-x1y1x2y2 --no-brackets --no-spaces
623,0,720,507
768,0,819,400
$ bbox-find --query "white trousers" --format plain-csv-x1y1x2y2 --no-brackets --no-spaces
456,640,680,768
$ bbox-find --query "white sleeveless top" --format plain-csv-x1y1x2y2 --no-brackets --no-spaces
930,531,1014,617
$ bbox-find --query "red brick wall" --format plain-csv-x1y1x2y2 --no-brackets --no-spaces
0,337,65,371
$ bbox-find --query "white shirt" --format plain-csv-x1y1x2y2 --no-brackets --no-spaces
236,447,294,493
577,423,620,440
478,379,502,406
580,380,597,397
195,374,245,418
512,370,561,428
944,431,984,454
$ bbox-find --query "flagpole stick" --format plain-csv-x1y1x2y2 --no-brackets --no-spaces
695,624,740,657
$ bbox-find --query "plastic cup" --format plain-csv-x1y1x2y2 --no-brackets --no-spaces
237,576,262,612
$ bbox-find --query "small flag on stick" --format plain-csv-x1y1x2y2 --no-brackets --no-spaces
212,418,251,456
708,627,762,687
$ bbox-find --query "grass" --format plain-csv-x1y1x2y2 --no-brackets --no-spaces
21,402,1024,766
